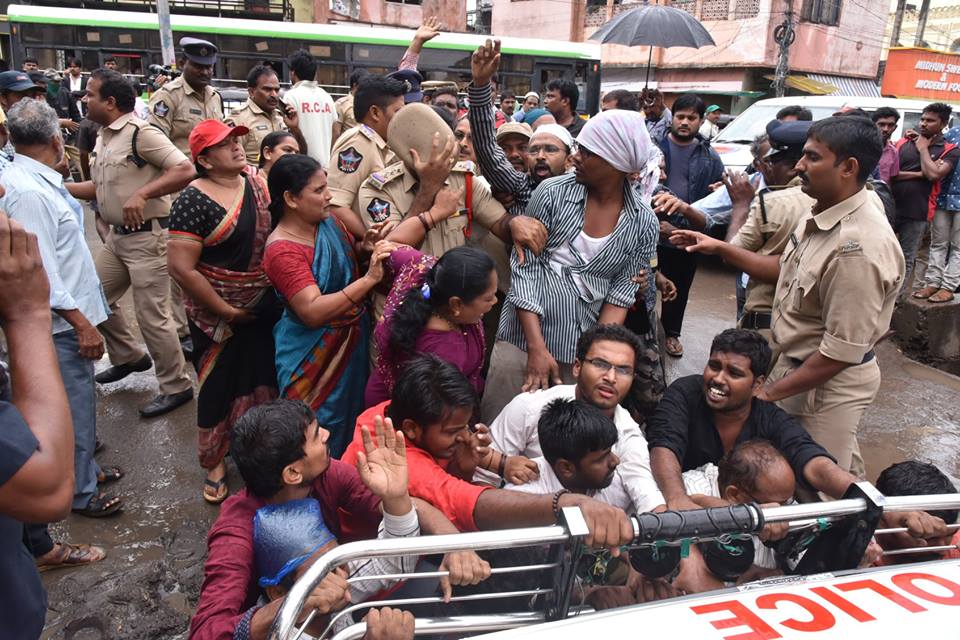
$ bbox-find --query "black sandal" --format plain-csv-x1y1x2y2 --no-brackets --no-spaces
97,466,123,484
203,477,229,505
73,492,123,518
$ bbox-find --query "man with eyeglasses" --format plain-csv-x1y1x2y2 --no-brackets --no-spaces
477,324,663,514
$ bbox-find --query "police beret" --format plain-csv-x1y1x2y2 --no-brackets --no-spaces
180,37,218,65
764,119,813,159
387,68,423,104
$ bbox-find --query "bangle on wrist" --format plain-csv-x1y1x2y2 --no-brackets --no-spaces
552,489,571,520
342,288,359,306
498,453,507,478
417,213,431,232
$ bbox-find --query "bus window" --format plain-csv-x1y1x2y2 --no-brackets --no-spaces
420,49,472,70
221,57,267,88
501,54,533,74
24,48,63,72
80,51,100,72
502,75,533,100
352,44,407,66
316,64,348,92
101,29,146,49
20,24,73,45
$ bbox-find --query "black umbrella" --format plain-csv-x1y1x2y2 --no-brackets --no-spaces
588,5,716,88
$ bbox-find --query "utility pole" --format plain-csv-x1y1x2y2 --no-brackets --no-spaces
157,0,176,68
890,0,906,47
772,0,795,98
914,0,931,47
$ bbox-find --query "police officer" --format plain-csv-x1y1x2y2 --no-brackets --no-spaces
148,37,224,156
332,69,369,142
327,74,406,239
77,69,196,417
387,68,424,105
225,64,304,166
358,103,546,262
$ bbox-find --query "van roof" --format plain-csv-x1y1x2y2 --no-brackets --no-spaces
746,95,958,110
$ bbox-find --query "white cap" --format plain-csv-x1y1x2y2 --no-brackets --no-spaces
531,123,574,151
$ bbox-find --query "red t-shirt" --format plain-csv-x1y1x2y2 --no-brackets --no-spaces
189,459,382,640
263,239,317,301
342,401,492,533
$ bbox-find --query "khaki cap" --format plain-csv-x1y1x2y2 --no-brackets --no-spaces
496,121,533,142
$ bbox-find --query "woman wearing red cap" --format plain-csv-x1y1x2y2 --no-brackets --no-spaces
167,120,282,503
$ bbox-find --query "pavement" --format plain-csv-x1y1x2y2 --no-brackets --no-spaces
38,257,960,639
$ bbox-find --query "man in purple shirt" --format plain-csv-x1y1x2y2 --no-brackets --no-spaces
872,106,900,184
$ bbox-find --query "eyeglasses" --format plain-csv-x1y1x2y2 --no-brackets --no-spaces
528,144,563,155
584,358,635,378
572,141,596,158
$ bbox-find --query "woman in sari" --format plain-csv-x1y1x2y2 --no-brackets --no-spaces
264,154,392,457
365,245,497,407
168,120,282,503
258,131,300,181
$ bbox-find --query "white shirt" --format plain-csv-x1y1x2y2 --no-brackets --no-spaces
69,74,83,117
478,384,664,513
699,119,720,141
508,456,641,513
283,80,336,167
550,229,613,298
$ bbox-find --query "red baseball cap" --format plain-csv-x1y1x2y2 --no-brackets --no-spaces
189,119,249,162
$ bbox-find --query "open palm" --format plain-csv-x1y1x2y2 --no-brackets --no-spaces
356,415,409,502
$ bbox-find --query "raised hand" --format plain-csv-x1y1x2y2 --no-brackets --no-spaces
355,415,411,512
471,39,501,87
415,16,442,44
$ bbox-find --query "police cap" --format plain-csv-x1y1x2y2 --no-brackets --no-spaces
387,68,423,104
180,37,218,66
764,119,813,160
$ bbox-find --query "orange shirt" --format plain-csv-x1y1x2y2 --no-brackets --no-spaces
342,401,492,532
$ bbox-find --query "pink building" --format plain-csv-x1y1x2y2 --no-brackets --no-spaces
491,0,885,113
318,0,467,30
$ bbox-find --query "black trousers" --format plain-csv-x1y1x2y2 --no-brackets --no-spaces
23,523,54,558
658,245,699,339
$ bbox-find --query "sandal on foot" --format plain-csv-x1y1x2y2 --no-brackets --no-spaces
665,337,684,358
36,542,107,572
929,289,955,303
203,476,229,504
912,286,939,299
97,466,123,484
73,492,123,518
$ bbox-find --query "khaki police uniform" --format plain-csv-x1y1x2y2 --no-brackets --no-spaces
328,124,395,220
730,179,812,354
768,187,904,476
335,94,357,132
147,76,224,156
358,160,507,258
225,98,285,165
91,112,193,395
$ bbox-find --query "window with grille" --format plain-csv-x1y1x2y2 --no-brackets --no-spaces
701,0,729,21
671,0,696,16
734,0,760,19
800,0,842,26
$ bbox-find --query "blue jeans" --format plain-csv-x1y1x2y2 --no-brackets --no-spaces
54,330,100,509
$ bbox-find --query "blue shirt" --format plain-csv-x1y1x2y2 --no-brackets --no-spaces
937,127,960,211
696,173,768,231
0,154,109,334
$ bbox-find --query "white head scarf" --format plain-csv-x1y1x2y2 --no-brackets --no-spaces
576,109,654,174
530,123,574,151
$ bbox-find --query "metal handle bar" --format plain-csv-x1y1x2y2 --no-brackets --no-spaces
330,612,548,640
346,562,560,586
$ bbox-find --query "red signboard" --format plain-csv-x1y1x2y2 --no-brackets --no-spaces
882,47,960,100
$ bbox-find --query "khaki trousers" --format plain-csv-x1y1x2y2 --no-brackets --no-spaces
480,340,576,424
769,355,880,478
95,224,192,395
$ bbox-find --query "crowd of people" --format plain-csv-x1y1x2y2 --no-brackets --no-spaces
1,17,959,640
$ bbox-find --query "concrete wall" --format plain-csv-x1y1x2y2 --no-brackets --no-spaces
355,0,467,30
490,0,575,41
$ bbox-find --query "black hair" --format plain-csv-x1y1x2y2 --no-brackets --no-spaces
386,354,477,430
387,246,494,367
834,107,870,119
500,90,515,101
90,68,136,114
602,89,639,111
871,106,900,123
67,58,81,69
538,398,618,467
876,461,958,524
288,49,318,83
431,104,457,132
230,400,315,499
267,153,322,228
749,133,769,160
349,68,370,89
808,115,882,184
717,440,790,496
23,57,38,65
246,64,278,88
575,323,642,370
709,328,772,378
104,56,117,65
434,86,458,100
258,130,297,168
672,93,706,118
546,78,579,112
922,102,953,125
353,75,406,123
776,105,813,121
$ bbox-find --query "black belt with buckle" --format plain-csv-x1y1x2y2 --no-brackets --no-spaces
113,217,169,236
788,349,875,368
741,311,772,330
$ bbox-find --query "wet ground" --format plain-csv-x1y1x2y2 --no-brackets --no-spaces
39,257,960,638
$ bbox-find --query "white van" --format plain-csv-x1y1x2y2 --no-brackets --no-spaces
712,96,960,172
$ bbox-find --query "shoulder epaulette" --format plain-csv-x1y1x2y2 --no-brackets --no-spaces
365,161,405,189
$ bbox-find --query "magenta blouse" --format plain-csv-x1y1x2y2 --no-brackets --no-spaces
364,246,486,407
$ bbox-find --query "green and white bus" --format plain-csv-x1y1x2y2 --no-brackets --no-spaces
5,3,602,112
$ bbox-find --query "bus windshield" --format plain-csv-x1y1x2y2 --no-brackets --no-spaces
714,105,837,144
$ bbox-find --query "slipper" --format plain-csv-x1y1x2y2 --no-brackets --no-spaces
912,286,939,300
929,289,955,303
94,438,105,454
665,337,684,358
97,466,123,484
203,476,229,505
73,492,123,518
36,542,107,572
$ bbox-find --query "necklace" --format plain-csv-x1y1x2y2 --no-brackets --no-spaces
431,312,467,335
278,224,316,245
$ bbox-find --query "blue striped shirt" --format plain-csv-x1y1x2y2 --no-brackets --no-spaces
498,173,659,363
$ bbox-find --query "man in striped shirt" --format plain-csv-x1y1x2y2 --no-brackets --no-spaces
480,109,660,422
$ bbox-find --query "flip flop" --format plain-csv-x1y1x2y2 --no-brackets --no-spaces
929,289,955,303
912,286,939,299
665,337,684,358
73,492,123,518
203,476,229,505
36,542,107,572
97,466,123,484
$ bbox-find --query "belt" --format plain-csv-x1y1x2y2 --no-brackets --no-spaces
113,217,169,236
740,311,771,330
787,349,875,368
